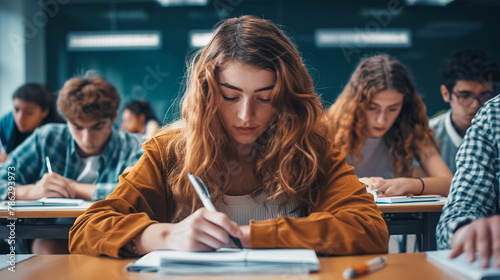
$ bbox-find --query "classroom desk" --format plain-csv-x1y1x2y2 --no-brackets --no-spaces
378,199,446,251
0,202,92,239
0,252,458,280
0,200,445,250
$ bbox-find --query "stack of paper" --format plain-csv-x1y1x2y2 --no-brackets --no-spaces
127,248,320,275
376,195,440,204
426,250,500,279
1,198,84,207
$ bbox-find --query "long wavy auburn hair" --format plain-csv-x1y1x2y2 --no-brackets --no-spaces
162,15,331,221
328,55,437,177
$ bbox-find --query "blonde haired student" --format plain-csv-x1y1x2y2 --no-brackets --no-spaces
328,55,452,197
69,15,388,257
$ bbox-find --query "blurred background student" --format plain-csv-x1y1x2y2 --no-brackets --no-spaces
0,83,64,164
328,54,452,197
0,74,144,254
121,100,160,139
430,49,500,175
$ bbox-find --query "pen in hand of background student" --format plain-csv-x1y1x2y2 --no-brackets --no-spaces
45,156,53,174
14,156,77,200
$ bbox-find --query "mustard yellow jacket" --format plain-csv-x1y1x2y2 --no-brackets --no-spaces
69,131,388,258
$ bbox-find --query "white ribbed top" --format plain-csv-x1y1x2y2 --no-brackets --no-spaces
213,191,300,226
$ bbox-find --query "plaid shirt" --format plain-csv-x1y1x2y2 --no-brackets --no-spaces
0,123,144,201
436,94,500,249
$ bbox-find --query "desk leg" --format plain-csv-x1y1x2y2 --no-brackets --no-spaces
422,212,441,251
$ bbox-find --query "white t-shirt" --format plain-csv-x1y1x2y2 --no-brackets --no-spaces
76,155,100,184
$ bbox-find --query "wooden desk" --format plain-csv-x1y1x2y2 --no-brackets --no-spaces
0,201,445,250
0,202,91,239
378,200,445,251
0,253,456,280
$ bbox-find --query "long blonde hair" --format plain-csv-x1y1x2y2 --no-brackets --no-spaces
328,55,437,177
162,15,331,220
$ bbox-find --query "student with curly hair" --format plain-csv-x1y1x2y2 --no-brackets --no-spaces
431,49,499,174
0,75,144,254
69,15,388,258
328,55,452,197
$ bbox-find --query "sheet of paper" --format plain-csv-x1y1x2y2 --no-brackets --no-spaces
247,249,319,264
0,198,84,207
128,248,320,274
376,196,440,204
427,250,500,280
0,254,36,271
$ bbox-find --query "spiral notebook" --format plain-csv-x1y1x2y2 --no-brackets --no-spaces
127,248,320,275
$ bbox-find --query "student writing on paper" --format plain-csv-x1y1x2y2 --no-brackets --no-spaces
0,73,144,254
327,55,452,197
69,15,389,258
437,95,500,268
0,83,64,164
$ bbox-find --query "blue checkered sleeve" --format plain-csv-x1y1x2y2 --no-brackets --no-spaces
436,97,500,249
92,182,117,201
90,135,144,201
0,131,45,199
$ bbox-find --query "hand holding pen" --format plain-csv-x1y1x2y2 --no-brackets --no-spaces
29,156,76,199
188,173,244,250
123,173,244,254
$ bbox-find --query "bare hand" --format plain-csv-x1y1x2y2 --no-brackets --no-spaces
235,225,250,248
0,151,7,164
450,216,500,268
137,208,243,253
359,177,407,197
34,172,76,199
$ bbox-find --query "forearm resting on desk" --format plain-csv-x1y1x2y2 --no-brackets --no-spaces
15,183,77,200
133,209,245,255
12,184,39,200
363,176,450,196
71,182,95,201
14,181,95,200
392,177,450,196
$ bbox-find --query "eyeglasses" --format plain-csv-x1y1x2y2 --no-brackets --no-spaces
451,91,495,107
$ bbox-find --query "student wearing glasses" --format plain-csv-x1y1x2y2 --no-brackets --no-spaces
327,55,452,197
437,94,500,268
69,16,388,257
430,49,499,174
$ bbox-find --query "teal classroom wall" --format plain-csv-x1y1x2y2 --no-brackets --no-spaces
44,0,500,124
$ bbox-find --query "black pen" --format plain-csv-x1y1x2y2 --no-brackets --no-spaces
187,173,243,250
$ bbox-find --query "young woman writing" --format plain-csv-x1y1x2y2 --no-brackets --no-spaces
69,16,388,258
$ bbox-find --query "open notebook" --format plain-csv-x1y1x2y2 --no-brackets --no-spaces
427,250,500,280
127,248,320,275
1,198,84,207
